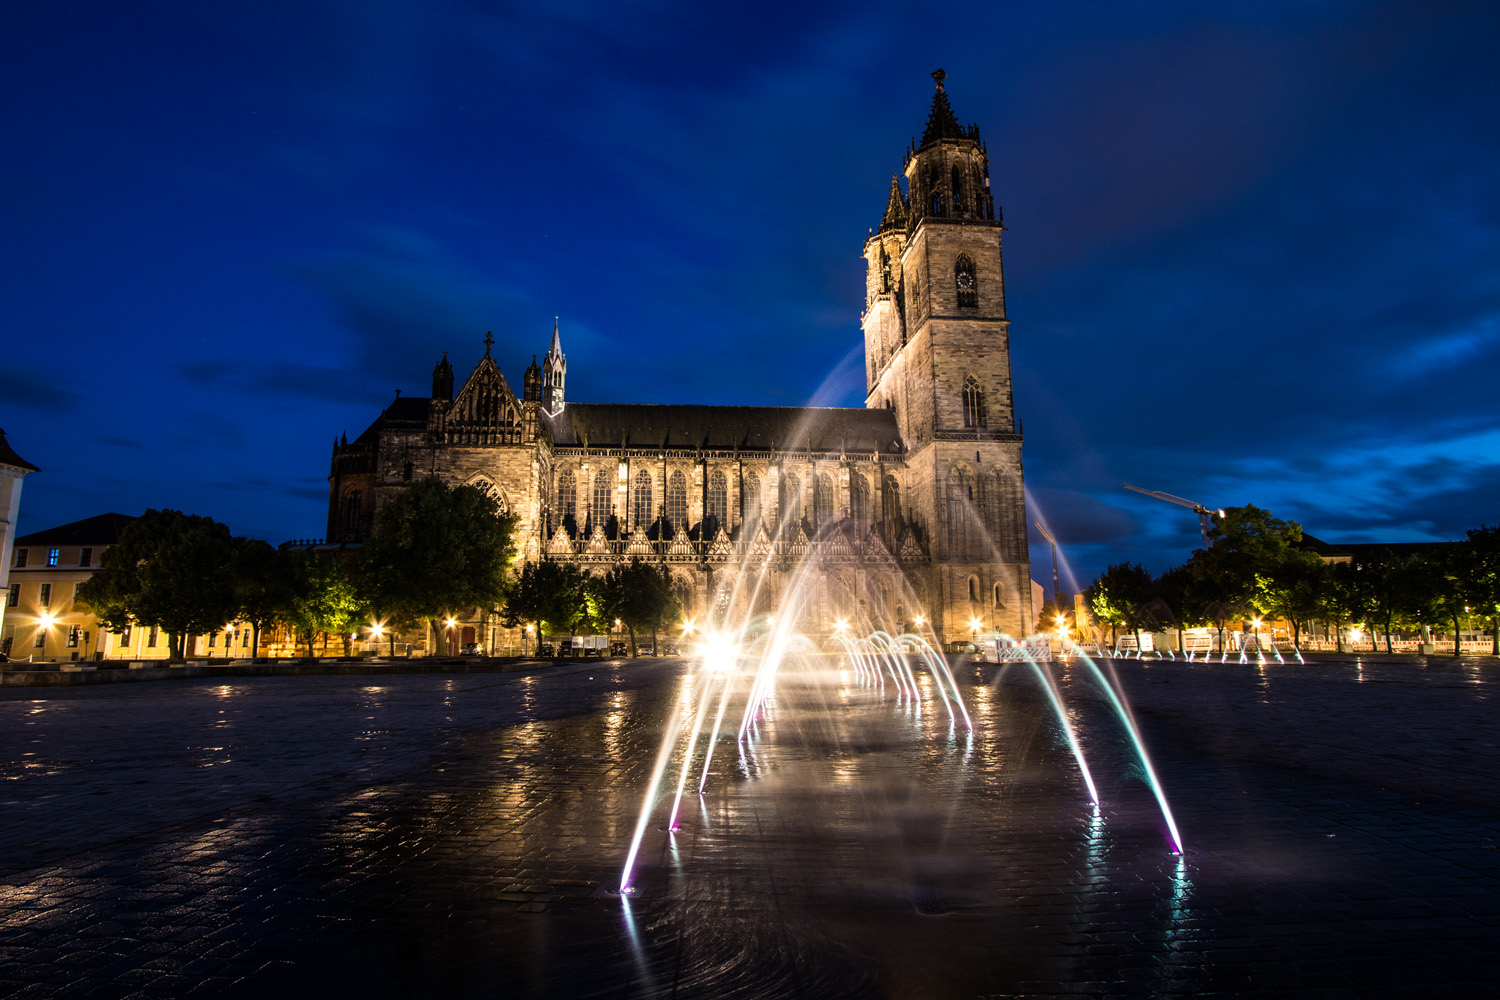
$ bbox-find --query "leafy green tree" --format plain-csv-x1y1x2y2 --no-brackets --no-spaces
1254,549,1329,648
232,539,301,658
499,559,590,650
1427,542,1477,657
76,509,238,659
286,551,366,657
595,558,681,655
1087,562,1157,653
359,478,518,653
1318,561,1370,652
1465,526,1500,655
1152,563,1200,655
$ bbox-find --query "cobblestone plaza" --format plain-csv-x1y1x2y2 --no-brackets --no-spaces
2,655,1497,998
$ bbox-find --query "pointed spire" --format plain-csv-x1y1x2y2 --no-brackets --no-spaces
920,67,972,147
483,331,494,357
877,174,909,233
547,316,562,359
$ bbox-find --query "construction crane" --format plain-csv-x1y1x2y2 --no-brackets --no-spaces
1123,483,1225,551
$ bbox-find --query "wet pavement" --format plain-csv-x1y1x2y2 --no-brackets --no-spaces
1,654,1497,998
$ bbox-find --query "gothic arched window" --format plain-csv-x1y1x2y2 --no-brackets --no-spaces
813,474,834,528
963,375,987,428
592,470,613,527
955,253,978,308
706,470,728,535
880,249,892,293
633,470,654,529
951,164,963,212
993,582,1005,609
850,473,870,526
666,470,688,534
779,472,801,526
882,475,901,533
743,471,762,529
968,576,979,602
556,470,576,530
343,490,361,533
930,191,943,216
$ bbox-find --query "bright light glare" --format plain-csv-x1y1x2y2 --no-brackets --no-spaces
698,632,739,672
834,618,848,632
680,618,696,635
38,611,57,628
968,617,983,633
444,617,458,629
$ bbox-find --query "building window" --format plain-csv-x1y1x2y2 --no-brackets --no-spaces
67,627,81,649
591,470,613,528
556,470,577,529
850,474,870,527
6,584,17,607
951,164,963,212
79,547,93,567
47,548,60,566
120,625,132,646
968,576,980,602
243,630,251,648
779,472,801,526
209,630,218,648
632,470,654,530
883,476,901,533
706,470,728,536
743,471,762,528
14,548,26,568
344,491,361,533
813,474,834,529
994,583,1005,609
666,471,687,534
34,629,45,648
955,254,978,308
148,626,159,647
39,583,51,608
963,375,987,428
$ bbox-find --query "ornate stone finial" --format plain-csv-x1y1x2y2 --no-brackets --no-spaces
483,331,494,356
932,68,946,89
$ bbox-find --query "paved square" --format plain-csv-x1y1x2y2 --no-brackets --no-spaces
2,654,1497,997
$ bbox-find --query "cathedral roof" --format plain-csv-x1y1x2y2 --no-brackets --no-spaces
547,403,903,454
919,68,978,148
350,396,430,446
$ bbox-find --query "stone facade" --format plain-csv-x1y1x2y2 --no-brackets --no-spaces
327,73,1031,645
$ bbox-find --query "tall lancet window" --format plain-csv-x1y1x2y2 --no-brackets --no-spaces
633,470,654,530
880,248,892,292
743,471,762,529
955,253,978,308
592,470,613,527
666,471,688,534
706,470,728,536
963,375,987,428
850,473,870,527
556,470,577,531
951,164,963,212
812,474,834,529
779,472,801,527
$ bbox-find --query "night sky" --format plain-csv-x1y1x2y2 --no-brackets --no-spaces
5,1,1499,598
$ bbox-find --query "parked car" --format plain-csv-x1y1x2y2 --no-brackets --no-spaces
610,641,628,656
635,642,656,656
460,642,484,656
662,641,680,656
536,642,555,657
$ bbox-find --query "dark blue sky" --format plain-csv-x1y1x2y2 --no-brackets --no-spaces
5,0,1498,596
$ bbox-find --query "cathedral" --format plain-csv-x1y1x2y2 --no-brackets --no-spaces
327,72,1031,647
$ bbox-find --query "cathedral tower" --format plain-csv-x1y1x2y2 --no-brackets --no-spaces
864,70,1030,637
542,319,566,416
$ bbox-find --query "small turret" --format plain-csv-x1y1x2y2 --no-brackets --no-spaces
523,355,543,402
432,353,454,400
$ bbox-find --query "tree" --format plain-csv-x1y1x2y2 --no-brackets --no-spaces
359,478,518,653
285,551,366,657
1465,526,1500,655
1254,550,1329,648
595,558,680,656
1152,563,1200,656
232,539,300,658
1318,561,1369,653
76,509,238,659
1087,562,1157,654
499,559,590,649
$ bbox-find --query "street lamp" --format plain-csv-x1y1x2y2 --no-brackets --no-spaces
1034,520,1064,612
